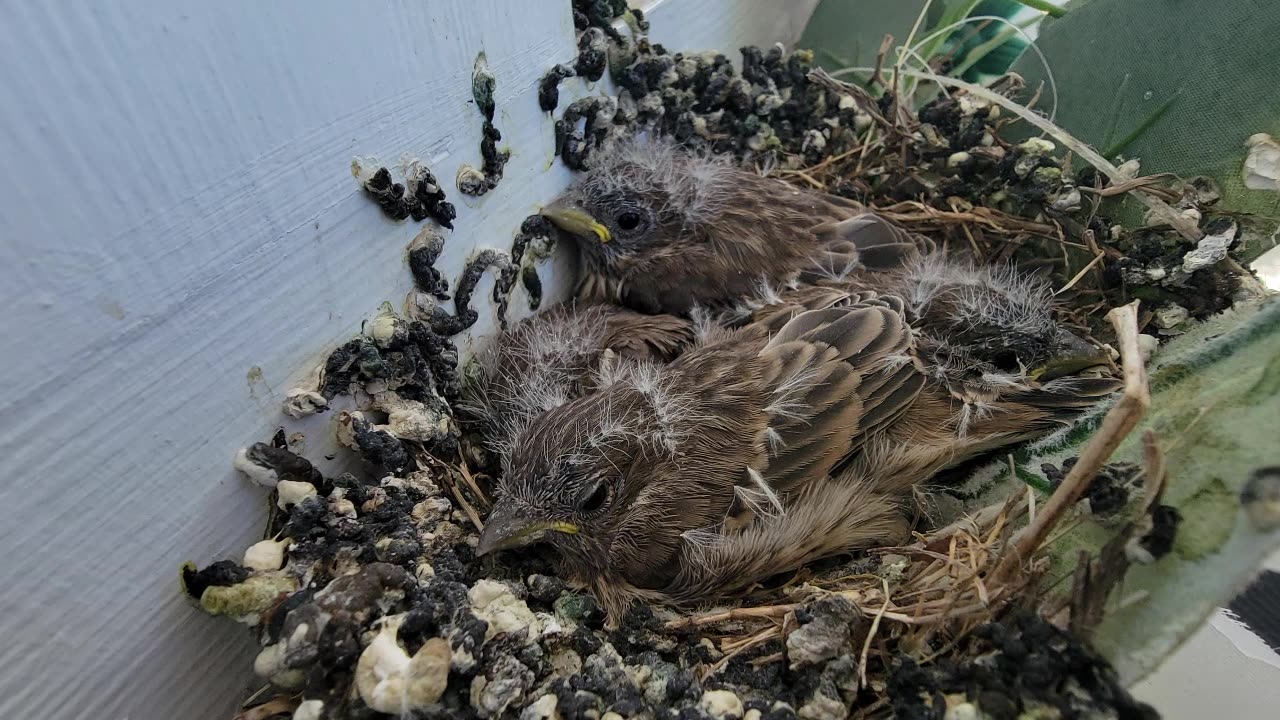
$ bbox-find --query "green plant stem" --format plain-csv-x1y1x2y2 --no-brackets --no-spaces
1101,93,1179,158
1011,0,1067,18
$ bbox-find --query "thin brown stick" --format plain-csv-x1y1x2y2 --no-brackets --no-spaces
780,145,864,176
666,603,800,630
996,301,1150,579
708,627,777,675
457,459,490,507
858,579,892,688
871,33,894,88
420,452,485,531
1055,252,1106,295
787,169,826,189
1139,429,1168,514
1078,173,1180,199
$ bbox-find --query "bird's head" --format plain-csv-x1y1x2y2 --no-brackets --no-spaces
539,137,736,268
476,375,686,574
899,254,1110,380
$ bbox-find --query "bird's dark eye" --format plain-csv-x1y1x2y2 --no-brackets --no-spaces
990,350,1020,371
577,481,609,513
616,211,642,231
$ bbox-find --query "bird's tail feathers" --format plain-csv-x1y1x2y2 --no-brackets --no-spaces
662,478,909,603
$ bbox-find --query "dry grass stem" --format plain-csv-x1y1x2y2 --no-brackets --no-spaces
1055,252,1106,295
997,301,1149,579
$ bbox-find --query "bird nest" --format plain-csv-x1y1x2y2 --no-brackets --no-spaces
181,9,1266,720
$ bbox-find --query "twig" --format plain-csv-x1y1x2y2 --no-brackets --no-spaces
1139,429,1168,514
666,603,800,630
418,451,485,531
457,459,490,507
1055,252,1106,295
858,579,892,688
1026,479,1038,526
707,627,777,676
871,33,894,88
1078,173,1180,199
996,301,1150,579
780,145,865,176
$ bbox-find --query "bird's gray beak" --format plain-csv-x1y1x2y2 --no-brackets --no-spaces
1033,329,1113,380
540,201,612,244
476,500,580,556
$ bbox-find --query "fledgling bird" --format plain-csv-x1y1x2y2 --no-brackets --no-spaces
477,299,929,619
474,259,1119,621
540,136,931,314
460,302,694,463
738,252,1118,487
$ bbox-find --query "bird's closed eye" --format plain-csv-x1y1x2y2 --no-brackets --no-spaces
577,480,609,513
616,211,642,231
990,349,1021,372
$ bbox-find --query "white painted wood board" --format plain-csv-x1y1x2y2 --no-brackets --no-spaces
0,1,818,718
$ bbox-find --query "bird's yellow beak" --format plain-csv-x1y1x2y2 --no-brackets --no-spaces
540,203,612,244
476,501,579,556
1032,329,1114,380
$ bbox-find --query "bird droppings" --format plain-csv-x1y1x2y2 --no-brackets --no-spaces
891,611,1159,720
494,215,557,329
575,27,609,82
243,538,291,572
199,571,299,624
700,689,744,720
234,442,324,489
469,580,542,643
458,52,511,197
294,699,325,720
275,479,318,510
407,226,452,300
284,388,330,419
1043,459,1144,518
521,266,546,311
353,156,457,228
199,431,1166,719
572,0,630,41
181,560,249,601
419,249,513,338
1126,504,1183,564
539,63,577,112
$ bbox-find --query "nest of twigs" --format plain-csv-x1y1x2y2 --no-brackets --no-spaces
183,18,1267,719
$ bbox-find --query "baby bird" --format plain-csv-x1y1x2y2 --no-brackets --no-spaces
740,253,1118,487
540,136,930,314
460,302,694,463
477,299,927,620
474,258,1118,620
